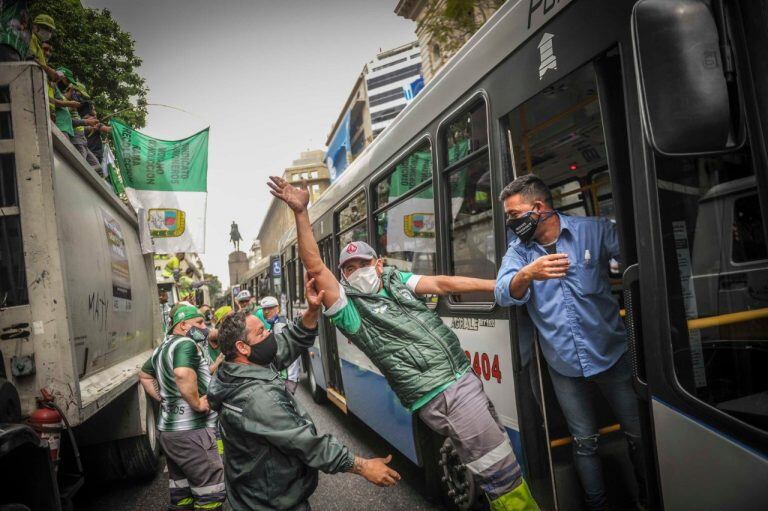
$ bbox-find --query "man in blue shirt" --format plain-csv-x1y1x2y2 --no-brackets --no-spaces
495,175,644,510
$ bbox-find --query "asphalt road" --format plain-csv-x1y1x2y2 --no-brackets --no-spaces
74,380,442,511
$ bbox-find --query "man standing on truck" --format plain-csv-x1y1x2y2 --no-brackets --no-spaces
268,176,539,511
139,304,226,510
208,278,401,511
494,175,645,510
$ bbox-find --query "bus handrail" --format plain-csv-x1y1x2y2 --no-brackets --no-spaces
618,307,768,331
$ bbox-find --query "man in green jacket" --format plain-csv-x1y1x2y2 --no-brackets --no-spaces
207,277,400,511
269,176,538,511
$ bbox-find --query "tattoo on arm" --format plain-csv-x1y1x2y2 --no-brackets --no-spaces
350,456,367,474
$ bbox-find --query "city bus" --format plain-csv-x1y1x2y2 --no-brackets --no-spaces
278,1,768,509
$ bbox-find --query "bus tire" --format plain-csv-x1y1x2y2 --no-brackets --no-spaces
423,429,487,510
116,397,160,480
307,362,328,404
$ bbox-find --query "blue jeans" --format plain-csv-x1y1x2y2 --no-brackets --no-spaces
548,353,645,510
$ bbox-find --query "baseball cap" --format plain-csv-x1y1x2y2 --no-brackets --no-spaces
235,289,251,302
34,14,56,30
338,241,377,269
260,296,279,309
168,304,203,333
213,305,232,326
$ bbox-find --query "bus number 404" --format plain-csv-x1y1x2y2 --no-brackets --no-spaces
465,351,502,383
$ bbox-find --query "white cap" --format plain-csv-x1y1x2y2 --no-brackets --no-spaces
235,289,251,302
260,296,279,309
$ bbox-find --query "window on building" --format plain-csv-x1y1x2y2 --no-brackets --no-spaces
443,100,493,303
373,142,435,275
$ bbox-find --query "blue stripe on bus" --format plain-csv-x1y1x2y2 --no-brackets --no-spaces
340,358,525,469
340,358,420,463
308,346,326,390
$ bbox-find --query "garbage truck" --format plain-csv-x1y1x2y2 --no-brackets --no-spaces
0,63,162,510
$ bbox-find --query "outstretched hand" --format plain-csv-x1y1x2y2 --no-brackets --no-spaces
268,176,310,213
352,454,401,487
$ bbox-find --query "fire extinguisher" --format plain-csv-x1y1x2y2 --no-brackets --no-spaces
29,389,64,469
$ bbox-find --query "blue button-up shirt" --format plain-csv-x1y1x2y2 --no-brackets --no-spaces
495,214,626,378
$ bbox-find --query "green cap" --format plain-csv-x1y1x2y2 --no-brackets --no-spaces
56,67,80,87
168,304,203,333
252,307,271,331
34,14,56,30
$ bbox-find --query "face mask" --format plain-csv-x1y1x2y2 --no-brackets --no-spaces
507,208,554,244
36,28,52,42
346,265,380,294
187,326,209,343
247,333,277,366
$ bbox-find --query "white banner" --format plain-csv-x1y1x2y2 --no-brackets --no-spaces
126,189,207,254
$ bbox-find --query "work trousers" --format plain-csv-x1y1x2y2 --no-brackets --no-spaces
159,427,226,511
419,371,538,510
548,353,646,510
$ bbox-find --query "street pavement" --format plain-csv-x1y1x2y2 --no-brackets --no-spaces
74,380,442,510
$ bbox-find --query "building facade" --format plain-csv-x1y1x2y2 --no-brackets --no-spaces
395,0,500,83
241,150,330,296
325,42,423,181
367,41,423,137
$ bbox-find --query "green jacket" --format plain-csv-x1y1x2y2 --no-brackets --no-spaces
342,267,471,409
207,320,354,511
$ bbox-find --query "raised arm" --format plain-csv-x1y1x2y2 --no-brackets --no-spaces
272,277,324,370
268,176,340,309
414,275,495,296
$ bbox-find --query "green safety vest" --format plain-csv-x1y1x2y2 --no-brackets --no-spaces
342,267,470,410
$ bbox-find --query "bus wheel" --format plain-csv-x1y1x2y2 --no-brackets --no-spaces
307,363,328,404
438,438,486,510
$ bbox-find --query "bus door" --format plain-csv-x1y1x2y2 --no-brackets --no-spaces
502,52,643,510
317,234,345,408
625,1,768,508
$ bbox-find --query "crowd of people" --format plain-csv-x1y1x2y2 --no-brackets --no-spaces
0,7,116,180
134,172,645,511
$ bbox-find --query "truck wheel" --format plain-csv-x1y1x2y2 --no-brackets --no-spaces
0,378,21,422
307,363,328,404
117,396,160,480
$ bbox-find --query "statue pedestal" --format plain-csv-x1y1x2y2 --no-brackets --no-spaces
228,251,248,286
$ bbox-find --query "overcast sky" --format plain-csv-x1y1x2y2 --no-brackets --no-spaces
84,0,416,287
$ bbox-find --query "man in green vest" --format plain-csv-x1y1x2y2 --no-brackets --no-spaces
269,176,538,511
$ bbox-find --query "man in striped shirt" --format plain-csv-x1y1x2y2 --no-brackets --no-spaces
139,304,225,510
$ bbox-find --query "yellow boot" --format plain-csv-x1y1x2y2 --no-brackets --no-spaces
490,479,539,511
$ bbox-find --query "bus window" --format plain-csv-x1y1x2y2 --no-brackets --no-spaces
0,153,27,307
446,101,487,165
336,191,368,251
373,142,436,275
732,195,767,264
655,148,768,432
550,178,588,216
443,99,494,302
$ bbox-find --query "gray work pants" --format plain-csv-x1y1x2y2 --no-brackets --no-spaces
418,371,523,500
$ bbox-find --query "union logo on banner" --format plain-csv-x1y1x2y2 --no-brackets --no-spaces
148,208,186,238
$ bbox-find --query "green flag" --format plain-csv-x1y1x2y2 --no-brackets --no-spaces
110,119,209,253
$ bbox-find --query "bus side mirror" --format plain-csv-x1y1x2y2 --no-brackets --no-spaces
632,0,731,155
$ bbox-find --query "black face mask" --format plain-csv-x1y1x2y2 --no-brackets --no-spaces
247,333,277,366
507,208,554,244
187,326,209,343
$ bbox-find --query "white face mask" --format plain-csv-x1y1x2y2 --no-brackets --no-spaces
346,265,380,294
36,28,52,42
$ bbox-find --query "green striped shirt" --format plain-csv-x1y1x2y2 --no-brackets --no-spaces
141,334,217,431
